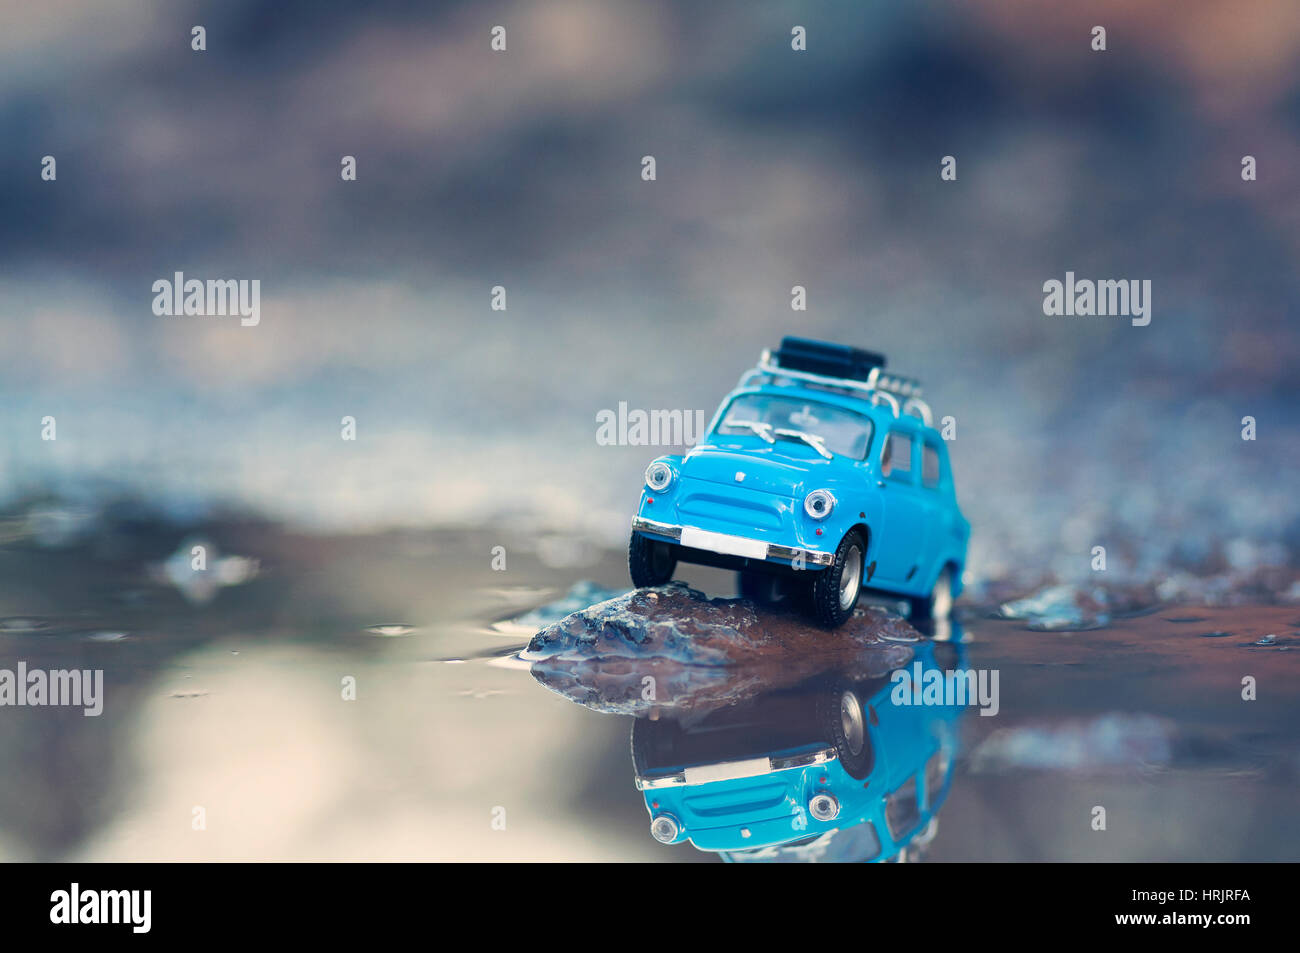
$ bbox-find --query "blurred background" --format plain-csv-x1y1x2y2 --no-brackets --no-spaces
1,0,1297,576
1,0,1299,863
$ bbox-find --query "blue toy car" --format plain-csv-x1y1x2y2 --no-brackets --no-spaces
632,638,967,860
629,337,969,627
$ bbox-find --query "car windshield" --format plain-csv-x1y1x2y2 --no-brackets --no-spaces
716,394,874,459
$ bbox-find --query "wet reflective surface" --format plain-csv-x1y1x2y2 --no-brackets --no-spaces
1,512,1298,861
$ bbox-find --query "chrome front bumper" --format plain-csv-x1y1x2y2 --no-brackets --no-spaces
631,517,835,567
635,747,838,791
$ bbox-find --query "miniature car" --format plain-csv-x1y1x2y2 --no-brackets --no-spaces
631,639,966,860
628,337,969,627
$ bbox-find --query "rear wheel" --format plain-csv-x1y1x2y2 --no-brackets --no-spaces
628,532,677,588
808,531,865,628
909,566,955,621
738,569,788,607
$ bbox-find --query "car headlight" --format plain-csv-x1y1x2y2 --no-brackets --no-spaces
645,461,674,492
809,793,840,821
650,814,680,844
803,489,836,520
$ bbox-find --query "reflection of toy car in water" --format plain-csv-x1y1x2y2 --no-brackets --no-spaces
628,337,969,628
632,637,967,861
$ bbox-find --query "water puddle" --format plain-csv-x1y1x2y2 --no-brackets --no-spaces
0,617,55,634
969,713,1175,773
490,580,628,634
2,518,1297,862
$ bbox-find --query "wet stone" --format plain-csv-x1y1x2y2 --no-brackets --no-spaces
997,582,1157,631
524,584,918,716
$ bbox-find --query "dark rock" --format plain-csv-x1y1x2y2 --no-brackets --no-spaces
524,584,917,717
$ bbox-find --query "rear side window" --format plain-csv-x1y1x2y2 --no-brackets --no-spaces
885,775,921,840
922,443,942,489
881,432,914,483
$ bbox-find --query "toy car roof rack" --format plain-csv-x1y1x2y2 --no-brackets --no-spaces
775,337,885,382
740,337,933,425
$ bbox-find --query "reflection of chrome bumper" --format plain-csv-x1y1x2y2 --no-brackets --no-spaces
631,517,835,567
636,747,838,791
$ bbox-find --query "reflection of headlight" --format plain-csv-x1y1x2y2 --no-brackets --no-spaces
803,489,836,520
809,793,840,821
645,461,674,492
650,814,680,843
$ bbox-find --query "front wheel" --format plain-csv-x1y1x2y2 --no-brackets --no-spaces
817,686,873,779
628,532,677,588
808,531,865,628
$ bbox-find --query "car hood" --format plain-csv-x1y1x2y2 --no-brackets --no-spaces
678,444,835,497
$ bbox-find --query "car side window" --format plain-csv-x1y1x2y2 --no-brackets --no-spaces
922,442,941,490
881,431,914,483
885,774,921,840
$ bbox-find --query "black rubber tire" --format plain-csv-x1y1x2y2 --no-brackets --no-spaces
908,565,954,622
817,686,873,779
808,531,865,628
628,532,677,588
737,569,787,607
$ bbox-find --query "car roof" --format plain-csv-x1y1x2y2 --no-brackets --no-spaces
727,383,939,439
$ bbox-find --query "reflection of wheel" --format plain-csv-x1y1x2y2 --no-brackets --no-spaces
932,641,961,671
738,570,787,607
912,817,940,856
630,717,676,777
808,531,864,628
818,687,873,779
909,565,954,621
628,532,677,588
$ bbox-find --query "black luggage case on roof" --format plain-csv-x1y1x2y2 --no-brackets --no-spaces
773,337,886,383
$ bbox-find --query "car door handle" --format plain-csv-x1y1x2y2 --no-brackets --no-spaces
876,480,886,488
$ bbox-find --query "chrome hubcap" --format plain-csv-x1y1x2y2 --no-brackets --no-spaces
838,546,862,611
839,690,865,756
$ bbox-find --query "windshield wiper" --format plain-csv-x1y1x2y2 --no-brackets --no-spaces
723,419,775,443
773,428,833,459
